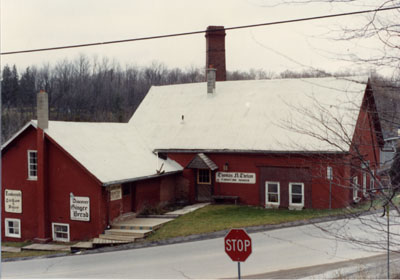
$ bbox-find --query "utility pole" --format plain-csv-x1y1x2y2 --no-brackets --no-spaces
387,200,390,279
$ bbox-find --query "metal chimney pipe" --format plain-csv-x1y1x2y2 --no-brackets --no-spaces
207,67,216,94
37,90,48,130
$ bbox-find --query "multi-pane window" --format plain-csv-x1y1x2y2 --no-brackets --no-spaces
52,223,70,242
27,150,38,180
266,182,280,205
289,183,304,207
5,218,21,238
197,169,211,184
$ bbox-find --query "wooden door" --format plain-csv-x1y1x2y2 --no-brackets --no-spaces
196,169,213,202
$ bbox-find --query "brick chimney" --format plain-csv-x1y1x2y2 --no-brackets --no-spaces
205,26,226,81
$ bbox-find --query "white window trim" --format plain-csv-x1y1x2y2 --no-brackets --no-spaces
353,176,360,202
52,223,70,242
370,170,376,192
362,171,367,196
27,150,38,180
327,166,333,180
289,182,304,210
5,218,21,238
265,181,280,208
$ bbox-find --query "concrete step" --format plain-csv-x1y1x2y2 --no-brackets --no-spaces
104,228,152,238
112,218,173,231
2,246,21,253
98,234,136,242
22,243,71,252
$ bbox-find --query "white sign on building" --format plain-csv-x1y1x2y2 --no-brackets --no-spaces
110,185,122,201
70,196,90,221
5,189,22,213
216,172,256,184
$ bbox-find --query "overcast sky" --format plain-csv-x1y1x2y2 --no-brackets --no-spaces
0,0,395,75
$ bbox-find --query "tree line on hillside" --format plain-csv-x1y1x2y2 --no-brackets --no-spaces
1,55,398,143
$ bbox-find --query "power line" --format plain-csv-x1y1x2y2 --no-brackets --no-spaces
1,5,399,56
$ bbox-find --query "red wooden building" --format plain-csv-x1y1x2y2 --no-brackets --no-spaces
2,108,183,242
2,26,383,242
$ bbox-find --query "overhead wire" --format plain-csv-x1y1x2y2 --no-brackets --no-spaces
1,5,399,55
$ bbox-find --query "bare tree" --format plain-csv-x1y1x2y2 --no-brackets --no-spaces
261,1,400,275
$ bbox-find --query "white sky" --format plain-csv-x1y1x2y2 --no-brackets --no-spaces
0,0,395,75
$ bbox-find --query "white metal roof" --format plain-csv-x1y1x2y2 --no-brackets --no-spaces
129,76,369,153
40,121,182,185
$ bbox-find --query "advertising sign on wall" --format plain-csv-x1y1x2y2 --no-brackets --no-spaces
70,196,90,221
216,172,256,184
5,189,22,213
110,185,122,201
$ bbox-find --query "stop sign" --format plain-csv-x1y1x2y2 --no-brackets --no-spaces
224,228,252,262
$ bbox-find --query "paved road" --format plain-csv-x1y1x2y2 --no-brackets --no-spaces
2,212,399,279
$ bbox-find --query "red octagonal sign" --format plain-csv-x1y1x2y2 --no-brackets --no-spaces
224,228,252,262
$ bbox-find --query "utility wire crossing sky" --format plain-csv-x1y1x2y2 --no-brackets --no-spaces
1,5,399,56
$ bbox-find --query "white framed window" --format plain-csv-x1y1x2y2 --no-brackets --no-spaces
289,183,304,209
327,166,333,180
52,223,70,242
265,182,280,207
5,218,21,238
27,150,38,180
370,170,375,192
197,169,211,184
352,176,360,202
362,171,367,196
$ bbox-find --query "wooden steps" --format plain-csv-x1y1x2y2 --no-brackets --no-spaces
92,238,129,245
90,216,171,245
98,234,136,242
104,228,152,238
112,218,173,231
71,241,94,251
75,204,208,249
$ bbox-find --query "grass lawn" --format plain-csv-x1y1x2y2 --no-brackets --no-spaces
147,196,398,242
147,204,349,241
2,250,67,259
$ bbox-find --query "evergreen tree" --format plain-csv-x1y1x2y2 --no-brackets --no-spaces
19,67,37,111
1,64,20,109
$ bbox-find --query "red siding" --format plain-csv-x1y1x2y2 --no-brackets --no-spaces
2,127,181,241
169,152,352,209
2,126,106,242
135,178,160,213
2,126,39,241
349,91,381,199
160,175,177,206
47,140,106,241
